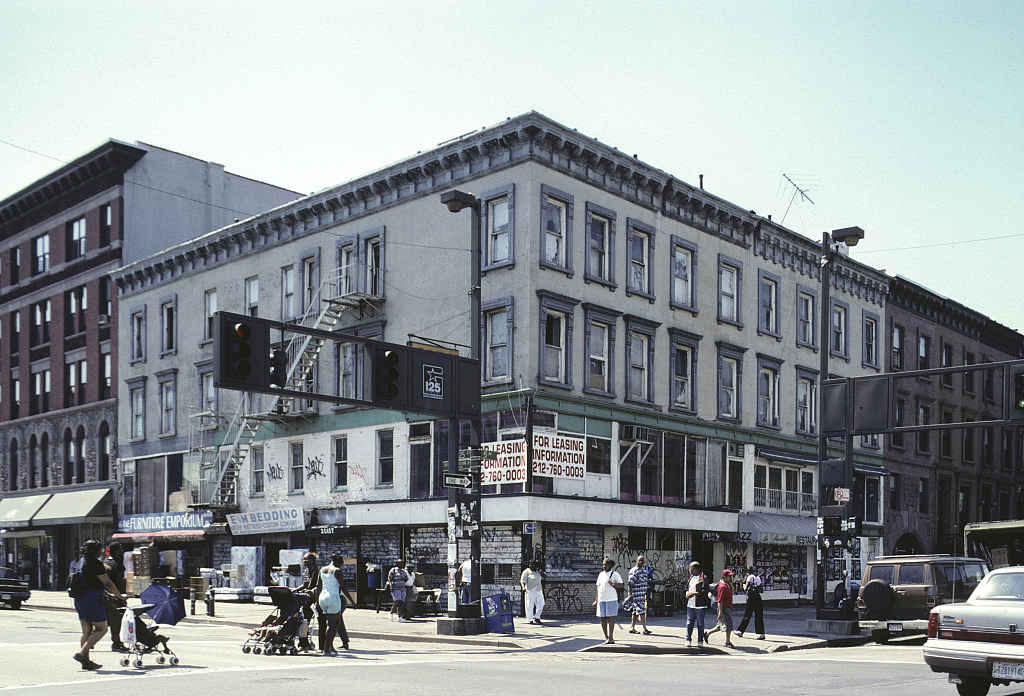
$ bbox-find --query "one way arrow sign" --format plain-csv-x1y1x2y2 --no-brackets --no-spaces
443,473,473,489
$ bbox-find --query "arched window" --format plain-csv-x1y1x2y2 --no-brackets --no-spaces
98,422,110,481
9,439,19,491
63,428,74,485
75,426,86,483
40,432,50,487
28,435,38,488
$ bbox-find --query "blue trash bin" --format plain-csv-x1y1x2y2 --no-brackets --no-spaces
482,589,515,633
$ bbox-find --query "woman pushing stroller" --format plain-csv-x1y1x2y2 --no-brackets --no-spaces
73,539,127,670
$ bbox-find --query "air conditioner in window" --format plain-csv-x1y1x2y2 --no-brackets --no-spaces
621,425,651,443
98,314,110,326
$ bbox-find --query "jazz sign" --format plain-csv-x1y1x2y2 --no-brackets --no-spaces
480,433,586,485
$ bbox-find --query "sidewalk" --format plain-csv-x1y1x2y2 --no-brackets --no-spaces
24,590,869,654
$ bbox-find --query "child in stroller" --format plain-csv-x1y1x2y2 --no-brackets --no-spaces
242,586,313,655
119,606,179,668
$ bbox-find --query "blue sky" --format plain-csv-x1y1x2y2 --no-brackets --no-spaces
2,1,1022,332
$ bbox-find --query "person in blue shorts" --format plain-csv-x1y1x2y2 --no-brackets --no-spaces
593,557,623,644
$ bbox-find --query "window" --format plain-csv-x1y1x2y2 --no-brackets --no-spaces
99,276,112,319
336,342,360,400
281,265,296,320
364,234,383,296
100,204,112,247
919,477,930,514
963,351,976,394
100,351,112,400
587,435,611,475
540,185,572,273
538,291,578,388
830,300,849,358
10,378,20,419
940,409,954,458
483,185,514,268
128,380,146,440
717,343,745,421
889,473,901,510
30,368,50,415
30,300,50,346
669,329,700,413
32,234,49,275
204,290,217,341
718,256,742,326
333,436,348,489
892,324,904,370
863,312,880,368
130,310,146,362
624,315,658,404
891,398,905,448
583,304,618,396
65,285,87,335
917,401,931,453
251,446,264,495
626,220,655,298
940,342,954,387
9,247,20,285
160,298,176,355
10,311,19,354
302,255,318,315
158,373,176,436
64,358,87,407
918,333,931,370
796,369,818,435
483,299,513,383
757,357,781,428
378,430,394,485
757,271,780,337
67,218,86,261
245,276,259,317
585,203,615,286
338,245,355,295
290,442,304,492
200,369,215,414
670,237,697,311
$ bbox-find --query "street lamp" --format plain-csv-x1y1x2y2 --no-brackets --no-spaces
816,226,864,623
440,189,483,620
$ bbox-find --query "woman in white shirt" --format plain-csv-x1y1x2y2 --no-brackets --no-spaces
593,557,624,644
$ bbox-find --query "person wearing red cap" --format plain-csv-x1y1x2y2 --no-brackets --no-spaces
704,569,735,647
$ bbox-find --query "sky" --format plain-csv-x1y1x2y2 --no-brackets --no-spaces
2,1,1022,332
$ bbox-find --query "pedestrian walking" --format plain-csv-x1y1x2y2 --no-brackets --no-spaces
734,567,766,639
104,542,129,652
684,561,711,648
315,553,355,654
456,558,472,605
295,551,319,651
593,557,623,644
386,561,409,622
403,562,418,618
72,539,127,670
704,569,735,647
520,559,545,625
626,555,652,635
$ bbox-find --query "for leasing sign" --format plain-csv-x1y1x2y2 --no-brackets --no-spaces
480,433,586,485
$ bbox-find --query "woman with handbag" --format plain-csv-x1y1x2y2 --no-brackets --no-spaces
73,539,127,670
592,557,623,644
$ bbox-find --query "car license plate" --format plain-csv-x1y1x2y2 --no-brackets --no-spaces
992,661,1024,680
887,622,903,632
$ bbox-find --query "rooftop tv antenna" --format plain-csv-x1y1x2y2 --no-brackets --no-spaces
779,173,814,225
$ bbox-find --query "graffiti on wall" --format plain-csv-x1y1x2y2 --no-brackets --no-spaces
306,455,325,480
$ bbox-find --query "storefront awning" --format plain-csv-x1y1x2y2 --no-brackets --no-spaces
30,488,112,526
112,529,205,543
756,447,818,467
853,462,889,477
0,494,51,528
737,512,817,545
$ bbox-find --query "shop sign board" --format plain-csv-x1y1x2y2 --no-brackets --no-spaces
226,507,305,535
480,433,587,485
118,510,213,534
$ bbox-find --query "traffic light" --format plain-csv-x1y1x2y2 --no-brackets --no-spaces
214,312,269,391
373,345,410,408
269,349,288,388
1009,366,1024,422
823,516,842,536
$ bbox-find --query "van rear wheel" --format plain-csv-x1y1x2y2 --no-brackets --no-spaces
955,676,990,696
871,628,890,644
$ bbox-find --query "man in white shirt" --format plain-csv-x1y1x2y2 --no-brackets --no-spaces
520,560,545,625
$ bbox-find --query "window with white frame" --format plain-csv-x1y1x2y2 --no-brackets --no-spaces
160,298,176,355
204,289,217,340
378,430,394,485
940,342,954,387
585,202,615,286
336,342,359,400
758,271,780,337
757,357,781,428
626,219,655,298
281,266,296,320
483,299,513,383
32,234,49,275
670,237,697,311
338,245,355,295
918,333,931,370
251,446,264,495
483,185,513,268
201,369,215,414
100,351,111,400
100,204,112,246
290,441,304,492
717,343,745,421
863,312,880,368
538,291,577,388
830,300,849,357
718,256,742,326
540,185,572,272
130,310,146,362
65,285,87,336
68,218,86,261
892,324,904,370
669,329,700,413
128,379,146,440
334,436,348,489
245,276,259,317
583,303,618,395
158,372,176,436
624,315,659,405
302,255,318,314
796,369,818,435
364,235,383,296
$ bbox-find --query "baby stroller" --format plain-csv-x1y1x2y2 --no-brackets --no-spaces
242,586,312,656
118,606,179,668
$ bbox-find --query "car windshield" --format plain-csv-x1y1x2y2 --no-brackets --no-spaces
0,568,15,579
973,572,1024,601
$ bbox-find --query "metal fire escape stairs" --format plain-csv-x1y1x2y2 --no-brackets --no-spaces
207,268,381,507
